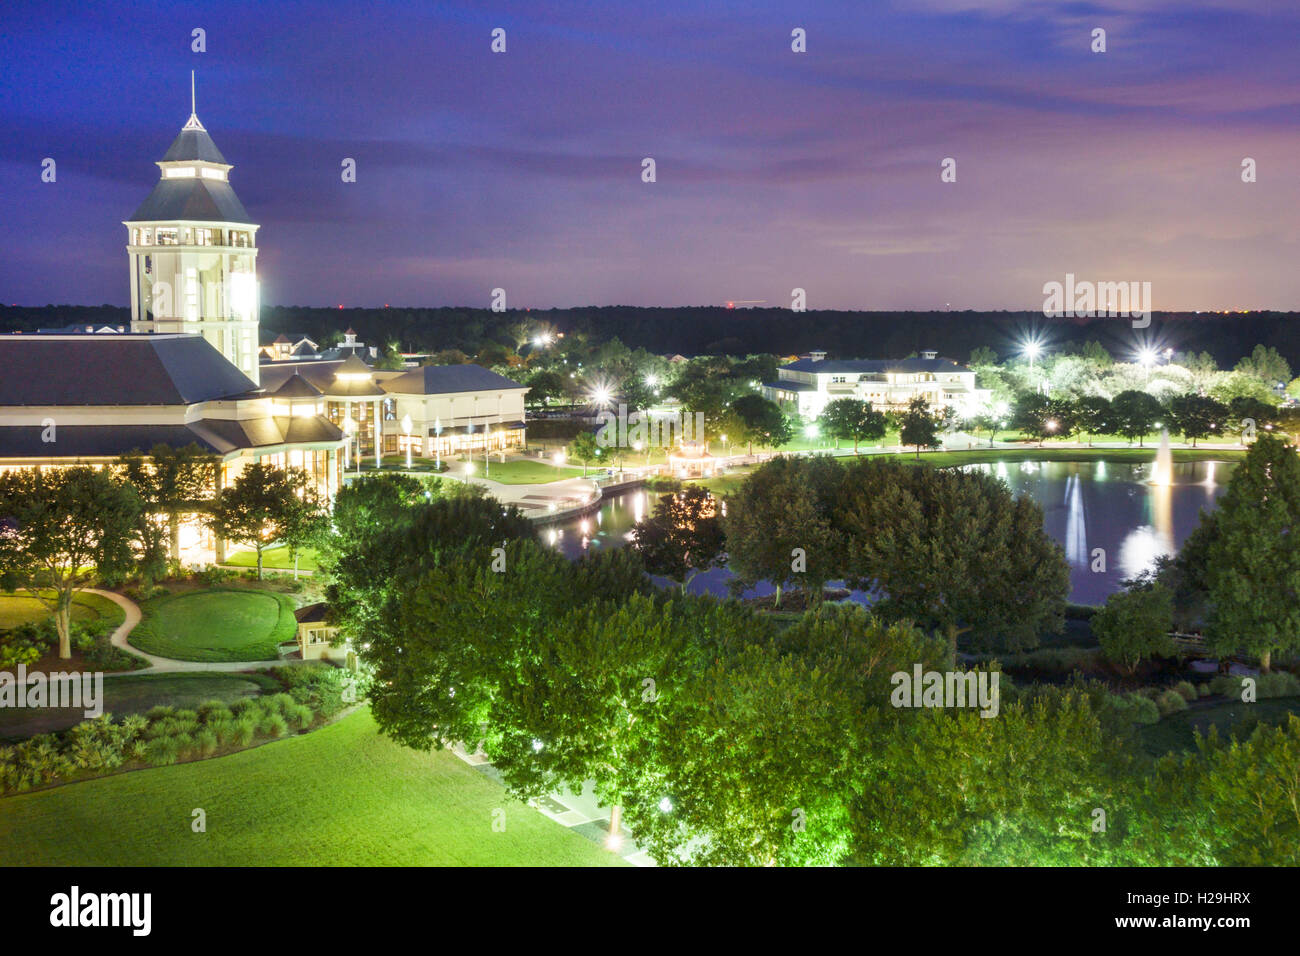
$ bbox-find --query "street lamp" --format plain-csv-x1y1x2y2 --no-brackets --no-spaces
401,413,413,470
553,450,566,479
433,418,442,471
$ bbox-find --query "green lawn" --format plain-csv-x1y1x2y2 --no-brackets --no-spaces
128,588,298,662
0,591,125,631
478,458,591,484
1138,695,1300,756
0,672,276,741
0,709,625,867
224,545,320,572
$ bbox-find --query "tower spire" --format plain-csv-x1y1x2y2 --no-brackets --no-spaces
183,70,205,131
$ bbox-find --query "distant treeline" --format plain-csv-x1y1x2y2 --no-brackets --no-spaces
3,304,1295,368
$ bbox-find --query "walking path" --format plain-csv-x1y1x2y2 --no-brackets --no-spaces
86,589,282,676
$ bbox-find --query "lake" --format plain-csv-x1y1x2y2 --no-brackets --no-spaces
545,458,1235,606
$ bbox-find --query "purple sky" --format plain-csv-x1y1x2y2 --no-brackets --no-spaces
2,0,1299,311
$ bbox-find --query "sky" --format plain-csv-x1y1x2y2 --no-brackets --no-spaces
2,0,1299,311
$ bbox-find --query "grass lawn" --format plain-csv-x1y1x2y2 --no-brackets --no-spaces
0,672,277,741
0,709,625,867
128,588,297,662
224,545,320,572
479,458,591,484
1138,695,1300,756
0,591,125,631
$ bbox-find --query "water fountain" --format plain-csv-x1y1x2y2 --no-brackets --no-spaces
1150,428,1173,486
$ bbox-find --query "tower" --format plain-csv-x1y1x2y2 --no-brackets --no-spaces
125,75,261,384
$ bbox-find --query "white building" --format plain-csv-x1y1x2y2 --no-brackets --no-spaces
124,89,261,384
762,350,987,419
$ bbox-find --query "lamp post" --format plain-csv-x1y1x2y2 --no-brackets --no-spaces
485,427,492,478
433,418,442,472
401,413,413,470
553,450,566,479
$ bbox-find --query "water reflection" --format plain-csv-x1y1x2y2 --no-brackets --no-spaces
549,459,1235,605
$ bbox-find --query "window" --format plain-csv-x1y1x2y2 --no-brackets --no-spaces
200,167,226,181
156,228,178,246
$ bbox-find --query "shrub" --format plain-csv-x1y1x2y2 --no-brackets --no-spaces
144,737,180,766
145,705,176,721
1197,683,1213,698
207,718,238,747
195,728,218,756
196,565,236,587
1106,693,1161,727
171,733,197,761
1257,671,1300,699
286,702,315,730
263,692,296,715
259,712,289,738
1155,689,1189,716
196,700,233,722
0,621,51,669
231,717,257,747
1173,680,1199,702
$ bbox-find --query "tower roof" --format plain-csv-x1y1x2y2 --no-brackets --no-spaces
161,122,229,164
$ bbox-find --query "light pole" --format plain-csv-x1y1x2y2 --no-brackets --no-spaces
553,450,566,479
433,418,442,472
401,413,413,470
485,427,492,478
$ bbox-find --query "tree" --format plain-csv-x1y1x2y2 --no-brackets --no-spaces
724,456,843,607
1014,393,1076,445
1234,344,1291,388
1110,390,1165,446
897,396,941,458
835,459,1069,652
1093,583,1175,675
567,431,602,475
1167,394,1227,447
1075,395,1114,446
117,443,217,564
0,468,141,658
1202,435,1300,673
281,485,328,579
490,594,687,843
818,398,887,454
206,462,313,580
1226,395,1278,438
722,394,792,455
631,486,725,592
623,641,857,866
968,346,998,367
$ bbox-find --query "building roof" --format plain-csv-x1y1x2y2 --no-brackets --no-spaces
126,115,254,225
294,603,332,624
0,334,260,406
271,372,323,399
161,120,229,164
128,177,255,225
780,357,972,375
259,358,387,398
761,380,817,392
0,414,343,460
382,364,526,396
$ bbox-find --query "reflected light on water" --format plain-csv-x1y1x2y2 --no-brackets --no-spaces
1063,475,1088,566
1118,525,1174,579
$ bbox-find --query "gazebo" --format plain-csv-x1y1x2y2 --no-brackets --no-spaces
667,440,719,478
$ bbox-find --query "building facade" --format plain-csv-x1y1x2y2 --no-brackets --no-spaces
259,359,528,463
762,350,987,419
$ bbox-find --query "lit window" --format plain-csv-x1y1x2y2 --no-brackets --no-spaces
164,166,197,178
200,167,227,181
